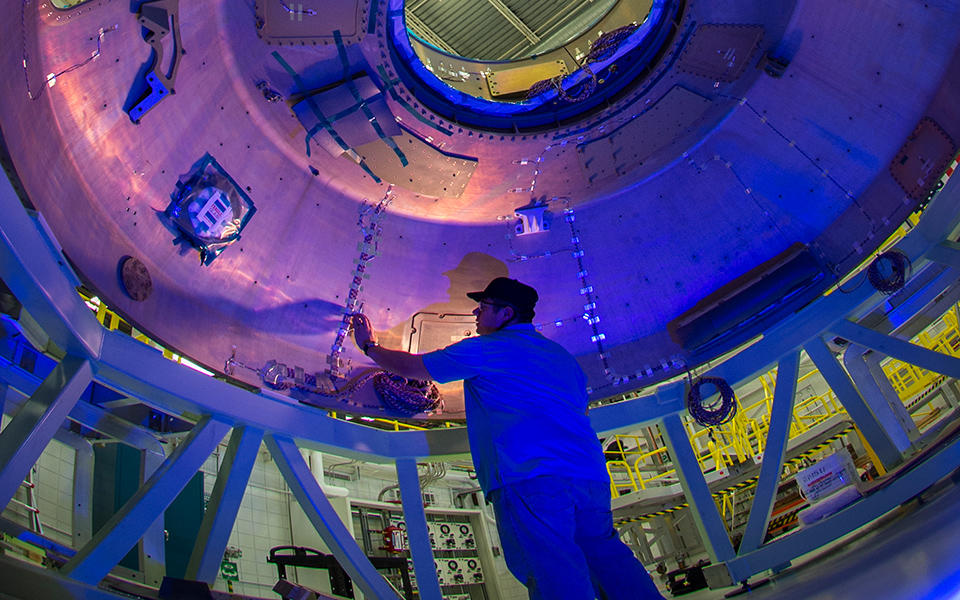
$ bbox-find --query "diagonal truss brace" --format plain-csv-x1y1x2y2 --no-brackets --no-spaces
266,434,399,600
831,318,960,380
659,383,737,564
804,337,902,470
62,417,231,585
396,458,442,599
185,425,264,583
738,351,799,555
843,344,916,452
0,355,92,511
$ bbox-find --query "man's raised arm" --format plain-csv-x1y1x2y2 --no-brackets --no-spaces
350,313,432,380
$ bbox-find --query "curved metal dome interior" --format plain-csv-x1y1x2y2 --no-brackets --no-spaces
3,0,960,420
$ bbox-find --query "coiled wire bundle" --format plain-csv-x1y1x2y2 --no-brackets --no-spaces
867,250,911,295
255,361,442,416
584,24,640,62
526,67,596,102
686,376,737,427
373,373,442,415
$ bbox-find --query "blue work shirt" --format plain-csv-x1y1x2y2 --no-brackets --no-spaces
423,323,609,494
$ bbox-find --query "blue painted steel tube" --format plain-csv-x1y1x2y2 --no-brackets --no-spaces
53,428,95,547
660,402,736,564
804,336,902,470
266,434,400,600
0,355,91,512
738,351,799,555
843,343,914,452
727,429,960,583
95,331,470,461
186,425,264,584
832,318,960,380
925,240,960,270
0,170,103,360
396,458,442,600
61,416,232,585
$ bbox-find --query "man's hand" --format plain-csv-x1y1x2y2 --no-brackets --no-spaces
349,313,431,380
351,313,377,351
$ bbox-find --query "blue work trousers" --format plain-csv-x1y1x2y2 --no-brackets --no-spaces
489,476,665,600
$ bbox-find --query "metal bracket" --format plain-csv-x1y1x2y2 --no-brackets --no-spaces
128,0,184,123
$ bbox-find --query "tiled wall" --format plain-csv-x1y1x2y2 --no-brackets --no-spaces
204,447,297,598
199,447,528,600
33,438,75,547
484,524,527,600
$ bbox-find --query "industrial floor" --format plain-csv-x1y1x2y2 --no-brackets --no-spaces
674,472,960,600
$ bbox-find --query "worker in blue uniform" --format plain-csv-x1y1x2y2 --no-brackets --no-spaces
351,277,664,599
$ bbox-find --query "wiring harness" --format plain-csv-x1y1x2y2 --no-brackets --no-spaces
686,376,737,427
867,250,911,295
526,24,639,102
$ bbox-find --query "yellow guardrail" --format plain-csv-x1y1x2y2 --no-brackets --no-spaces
607,301,960,498
882,304,960,401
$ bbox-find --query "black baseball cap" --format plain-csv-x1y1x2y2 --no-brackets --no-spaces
467,277,539,316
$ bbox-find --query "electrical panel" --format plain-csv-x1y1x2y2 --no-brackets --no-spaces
353,506,487,600
428,518,478,552
464,557,483,584
428,516,484,598
448,559,465,585
438,522,458,549
456,523,476,550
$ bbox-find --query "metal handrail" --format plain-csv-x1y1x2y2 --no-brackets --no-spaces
609,303,960,497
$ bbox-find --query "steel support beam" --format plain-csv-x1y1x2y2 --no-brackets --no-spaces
96,331,470,461
396,458,442,600
0,171,103,359
0,355,91,511
62,416,231,585
832,318,960,380
843,344,915,451
266,434,399,600
925,240,960,270
186,425,263,584
858,264,960,335
739,352,799,555
485,0,540,43
659,389,736,563
591,384,685,435
804,337,902,470
727,426,960,582
406,13,459,55
863,351,919,441
0,554,121,600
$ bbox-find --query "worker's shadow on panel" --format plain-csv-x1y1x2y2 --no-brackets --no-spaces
379,251,510,351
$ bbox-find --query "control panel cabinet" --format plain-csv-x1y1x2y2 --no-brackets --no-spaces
352,503,492,600
423,514,487,597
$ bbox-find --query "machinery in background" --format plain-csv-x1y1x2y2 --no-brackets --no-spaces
352,505,490,599
267,545,414,600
